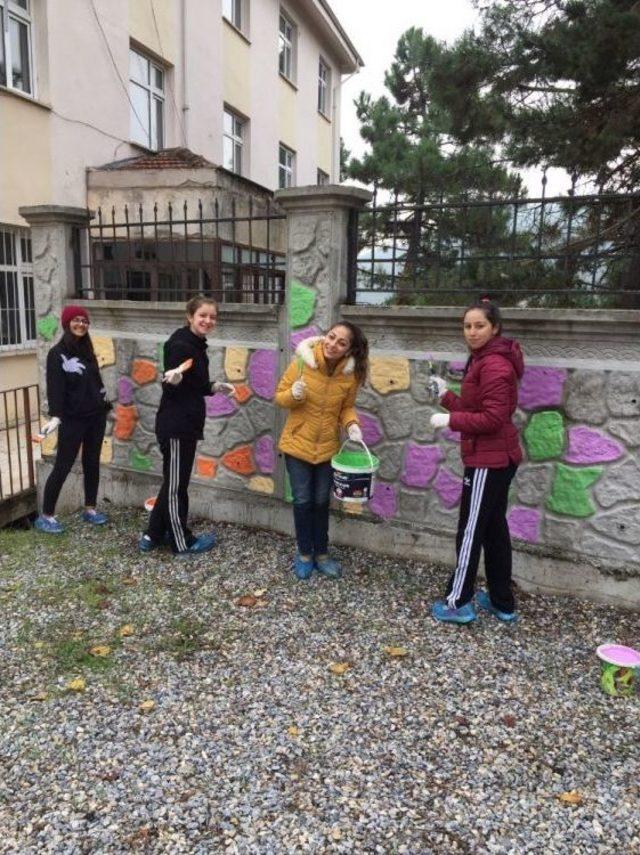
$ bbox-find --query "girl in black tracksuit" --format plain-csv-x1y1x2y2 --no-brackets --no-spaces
140,296,233,555
35,305,111,534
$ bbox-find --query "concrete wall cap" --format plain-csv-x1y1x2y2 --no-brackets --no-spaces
18,205,94,225
275,184,372,211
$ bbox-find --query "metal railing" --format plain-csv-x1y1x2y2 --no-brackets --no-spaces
347,185,640,308
0,384,40,506
76,197,287,305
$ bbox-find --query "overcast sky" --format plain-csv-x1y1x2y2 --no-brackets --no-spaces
330,0,569,195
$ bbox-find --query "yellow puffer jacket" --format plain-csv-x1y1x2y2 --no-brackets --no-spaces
276,337,360,464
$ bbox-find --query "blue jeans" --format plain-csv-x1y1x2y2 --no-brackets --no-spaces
285,454,333,556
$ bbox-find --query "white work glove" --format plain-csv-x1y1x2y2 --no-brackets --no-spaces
291,379,306,401
162,367,184,386
347,423,363,443
430,413,450,429
40,417,61,437
428,375,448,401
212,381,236,398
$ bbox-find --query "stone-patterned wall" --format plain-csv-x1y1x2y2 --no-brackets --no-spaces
345,354,640,571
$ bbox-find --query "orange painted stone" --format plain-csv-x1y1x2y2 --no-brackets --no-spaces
131,359,157,385
114,404,139,440
233,383,252,404
196,456,217,478
221,444,255,475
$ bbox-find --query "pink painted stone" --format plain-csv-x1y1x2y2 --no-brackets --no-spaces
249,349,278,399
358,411,384,446
205,393,238,417
565,426,624,464
118,376,134,405
369,481,397,520
254,434,275,474
433,468,462,509
508,506,541,543
442,427,461,443
448,360,467,373
401,443,444,488
518,367,567,410
290,325,321,350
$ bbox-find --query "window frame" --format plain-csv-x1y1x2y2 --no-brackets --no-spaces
278,143,295,189
129,46,165,151
222,0,243,31
223,107,246,176
317,57,330,117
0,0,35,97
0,226,35,351
278,11,296,82
317,168,329,186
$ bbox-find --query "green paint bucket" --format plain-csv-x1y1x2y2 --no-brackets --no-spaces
596,644,640,697
331,439,380,504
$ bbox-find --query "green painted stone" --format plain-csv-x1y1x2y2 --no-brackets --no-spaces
284,472,293,503
157,343,164,373
546,463,603,517
289,281,316,329
523,410,565,461
37,314,58,342
130,449,153,472
449,382,461,396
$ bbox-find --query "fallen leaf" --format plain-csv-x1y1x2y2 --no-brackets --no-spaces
96,599,112,610
253,588,267,598
287,725,300,737
66,677,86,692
502,714,517,728
122,577,138,587
329,662,351,676
89,645,111,658
383,646,409,658
138,699,155,713
236,594,258,608
33,641,45,650
100,770,120,782
118,624,135,638
557,790,584,806
331,828,342,841
71,631,84,641
30,690,49,701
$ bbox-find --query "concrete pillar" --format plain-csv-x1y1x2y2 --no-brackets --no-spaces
274,184,371,343
18,205,93,415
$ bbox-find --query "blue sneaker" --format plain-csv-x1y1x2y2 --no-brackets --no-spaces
476,590,518,623
293,553,314,580
432,600,477,624
139,534,161,553
315,556,342,578
82,510,108,525
34,515,65,535
177,531,217,557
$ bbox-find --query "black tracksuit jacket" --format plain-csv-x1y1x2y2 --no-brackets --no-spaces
155,326,215,442
46,340,108,419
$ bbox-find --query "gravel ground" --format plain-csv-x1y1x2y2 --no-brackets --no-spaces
0,507,638,854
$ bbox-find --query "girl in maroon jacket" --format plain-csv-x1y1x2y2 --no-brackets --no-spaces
429,299,524,625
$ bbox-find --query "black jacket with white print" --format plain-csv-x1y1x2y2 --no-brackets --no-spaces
46,339,109,419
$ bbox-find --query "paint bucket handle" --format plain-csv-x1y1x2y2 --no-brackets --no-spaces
338,437,375,471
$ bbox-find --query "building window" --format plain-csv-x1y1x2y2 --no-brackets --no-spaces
0,228,35,350
0,0,34,95
222,0,243,30
129,47,165,150
279,144,295,189
278,12,295,81
223,108,245,175
318,58,330,116
317,169,329,186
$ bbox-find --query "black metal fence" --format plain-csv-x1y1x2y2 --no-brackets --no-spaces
77,198,287,305
347,184,640,308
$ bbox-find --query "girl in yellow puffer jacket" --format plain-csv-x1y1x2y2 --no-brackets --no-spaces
275,322,369,579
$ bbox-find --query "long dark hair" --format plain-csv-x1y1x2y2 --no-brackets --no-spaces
61,329,97,363
332,321,369,386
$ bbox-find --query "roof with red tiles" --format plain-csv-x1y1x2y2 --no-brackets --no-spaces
98,147,217,171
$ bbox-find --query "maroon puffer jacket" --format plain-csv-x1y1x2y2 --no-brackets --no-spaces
440,336,524,469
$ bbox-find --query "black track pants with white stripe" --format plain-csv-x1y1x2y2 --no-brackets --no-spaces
147,437,197,553
445,463,518,613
